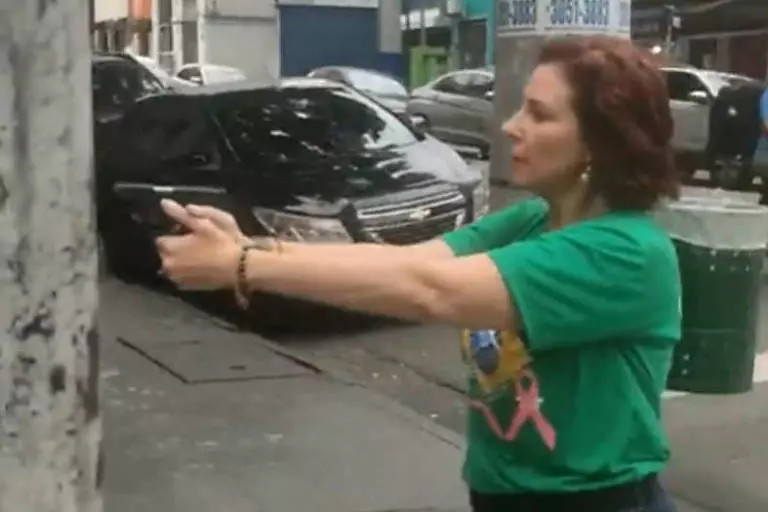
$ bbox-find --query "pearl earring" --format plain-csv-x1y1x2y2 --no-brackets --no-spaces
581,164,592,183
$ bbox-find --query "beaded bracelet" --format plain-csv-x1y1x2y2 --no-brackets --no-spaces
234,237,282,309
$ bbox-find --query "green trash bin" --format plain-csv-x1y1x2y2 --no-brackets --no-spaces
656,197,768,394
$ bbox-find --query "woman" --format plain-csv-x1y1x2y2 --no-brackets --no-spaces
156,36,680,512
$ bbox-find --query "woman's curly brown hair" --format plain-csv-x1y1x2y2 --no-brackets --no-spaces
538,36,680,211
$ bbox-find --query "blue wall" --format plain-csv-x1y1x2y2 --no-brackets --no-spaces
279,5,405,83
280,6,379,77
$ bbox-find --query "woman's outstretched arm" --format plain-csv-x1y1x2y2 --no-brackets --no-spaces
240,246,515,330
268,238,457,262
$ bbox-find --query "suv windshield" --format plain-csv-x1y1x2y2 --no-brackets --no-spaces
216,86,419,163
343,69,408,98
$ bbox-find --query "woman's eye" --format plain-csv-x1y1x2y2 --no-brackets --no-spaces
529,108,546,122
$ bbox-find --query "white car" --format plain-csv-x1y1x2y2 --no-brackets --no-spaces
175,63,247,86
131,54,196,89
661,65,757,176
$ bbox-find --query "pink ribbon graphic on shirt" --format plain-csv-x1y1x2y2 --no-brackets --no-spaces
469,369,556,450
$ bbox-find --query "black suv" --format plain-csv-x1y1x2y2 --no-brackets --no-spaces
96,77,487,321
92,53,167,154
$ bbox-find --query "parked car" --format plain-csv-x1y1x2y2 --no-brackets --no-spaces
175,63,247,86
406,68,495,159
95,77,487,322
307,66,409,115
92,52,168,156
661,65,757,180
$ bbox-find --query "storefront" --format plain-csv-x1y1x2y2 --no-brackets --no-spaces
676,0,768,79
631,5,667,51
685,30,768,79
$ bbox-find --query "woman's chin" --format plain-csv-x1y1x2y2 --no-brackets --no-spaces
510,171,532,189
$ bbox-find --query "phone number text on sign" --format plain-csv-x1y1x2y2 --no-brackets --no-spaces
497,0,538,29
548,0,609,27
498,0,631,37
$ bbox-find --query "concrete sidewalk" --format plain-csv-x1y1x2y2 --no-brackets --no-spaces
100,279,469,512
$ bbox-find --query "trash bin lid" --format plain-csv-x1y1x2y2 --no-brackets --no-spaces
655,198,768,250
678,187,760,205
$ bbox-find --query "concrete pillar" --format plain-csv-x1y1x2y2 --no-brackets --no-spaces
485,7,495,67
172,0,184,69
449,17,461,69
490,0,633,186
379,0,405,78
196,0,208,65
379,0,403,54
151,0,161,61
715,36,730,71
0,1,102,511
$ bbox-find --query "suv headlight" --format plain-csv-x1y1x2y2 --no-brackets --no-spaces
472,177,490,220
252,208,353,243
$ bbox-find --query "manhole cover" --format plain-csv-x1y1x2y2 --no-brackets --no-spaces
118,335,313,384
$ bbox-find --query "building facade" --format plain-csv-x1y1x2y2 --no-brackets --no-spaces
632,0,768,80
400,0,493,87
95,0,401,83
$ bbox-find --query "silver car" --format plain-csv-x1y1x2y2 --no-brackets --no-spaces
307,66,409,115
662,65,756,178
406,68,494,159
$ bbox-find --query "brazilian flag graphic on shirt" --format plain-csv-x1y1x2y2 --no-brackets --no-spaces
461,329,531,397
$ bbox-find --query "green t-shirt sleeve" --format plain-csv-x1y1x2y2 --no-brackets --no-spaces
442,197,548,256
488,219,681,352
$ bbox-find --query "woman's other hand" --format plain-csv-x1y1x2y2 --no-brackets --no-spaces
156,199,241,290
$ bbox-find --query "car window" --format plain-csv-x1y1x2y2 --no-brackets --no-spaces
342,69,408,98
215,86,419,164
308,68,331,79
325,70,347,83
178,66,202,83
116,102,221,170
136,56,175,84
92,61,165,112
665,71,708,101
465,72,494,99
433,73,473,95
309,68,344,83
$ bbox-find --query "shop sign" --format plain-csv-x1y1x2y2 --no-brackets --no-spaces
498,0,632,38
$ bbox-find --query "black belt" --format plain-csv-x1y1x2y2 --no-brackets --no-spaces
470,474,658,512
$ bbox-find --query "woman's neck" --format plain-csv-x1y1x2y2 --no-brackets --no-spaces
545,182,605,230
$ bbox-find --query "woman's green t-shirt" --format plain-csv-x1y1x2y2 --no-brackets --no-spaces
443,198,681,494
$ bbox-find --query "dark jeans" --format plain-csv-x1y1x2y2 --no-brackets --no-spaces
470,477,677,512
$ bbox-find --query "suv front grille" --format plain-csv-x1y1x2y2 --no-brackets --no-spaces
356,189,467,245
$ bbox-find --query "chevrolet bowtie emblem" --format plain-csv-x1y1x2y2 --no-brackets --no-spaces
408,208,431,221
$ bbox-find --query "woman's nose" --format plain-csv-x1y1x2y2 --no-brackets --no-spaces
501,112,522,141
